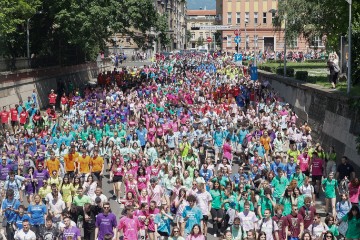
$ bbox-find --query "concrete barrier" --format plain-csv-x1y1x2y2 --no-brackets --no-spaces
258,70,360,169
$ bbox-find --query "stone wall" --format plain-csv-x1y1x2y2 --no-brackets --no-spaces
258,70,360,169
0,62,103,109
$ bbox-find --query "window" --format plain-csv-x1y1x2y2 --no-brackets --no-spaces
288,37,298,48
236,12,241,24
254,12,258,24
245,12,249,23
227,35,232,47
313,36,325,47
227,12,232,24
191,33,195,40
191,23,195,27
200,32,204,38
263,12,267,24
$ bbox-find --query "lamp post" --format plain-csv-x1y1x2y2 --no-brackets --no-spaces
254,23,261,66
269,8,286,77
244,19,248,53
346,0,352,94
27,11,42,68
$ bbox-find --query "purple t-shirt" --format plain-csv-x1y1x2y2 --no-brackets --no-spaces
62,226,81,240
33,170,50,190
95,213,117,240
0,164,12,181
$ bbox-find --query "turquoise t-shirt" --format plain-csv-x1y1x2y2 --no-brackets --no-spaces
182,206,203,235
154,213,172,235
322,178,338,198
209,189,223,209
271,176,289,199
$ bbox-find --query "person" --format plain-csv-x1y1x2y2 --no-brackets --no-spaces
185,224,205,240
13,205,31,231
14,220,36,240
61,216,81,240
195,182,212,236
306,213,328,240
300,231,312,240
72,187,91,207
1,189,21,240
90,150,104,187
169,226,185,240
239,200,258,232
322,172,338,217
284,205,304,240
298,197,317,229
154,204,174,239
27,194,47,237
327,54,339,89
38,216,60,240
309,152,324,198
117,206,141,240
272,205,287,240
337,206,360,240
336,156,355,181
324,216,339,239
182,195,203,236
336,193,351,221
325,146,336,176
348,178,360,206
209,181,223,237
95,202,117,240
257,208,279,240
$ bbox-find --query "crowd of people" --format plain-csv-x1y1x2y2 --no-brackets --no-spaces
0,51,359,240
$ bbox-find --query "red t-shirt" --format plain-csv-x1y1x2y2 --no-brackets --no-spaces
10,108,18,121
273,215,287,240
49,93,57,104
61,96,68,105
19,111,28,124
1,111,9,124
284,213,304,237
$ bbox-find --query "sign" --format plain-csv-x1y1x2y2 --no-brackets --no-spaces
195,25,234,30
234,36,241,44
235,53,243,62
207,37,212,43
250,66,258,80
234,29,240,36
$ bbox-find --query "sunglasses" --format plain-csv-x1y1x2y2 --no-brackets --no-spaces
103,207,110,209
174,230,179,233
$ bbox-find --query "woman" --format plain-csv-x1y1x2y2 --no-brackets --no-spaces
338,206,360,240
174,188,188,236
336,193,352,221
348,178,360,206
48,170,62,188
293,187,305,209
300,231,312,240
322,172,338,217
110,157,124,203
27,194,47,235
279,188,293,216
324,215,339,238
210,181,223,237
325,146,336,176
185,224,205,240
222,138,233,164
83,174,97,199
307,213,328,240
137,166,149,192
168,227,185,240
257,231,267,240
60,175,75,209
154,204,174,239
24,167,35,204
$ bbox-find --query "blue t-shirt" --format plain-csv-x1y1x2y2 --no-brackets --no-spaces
213,131,225,147
154,213,172,235
136,128,147,146
182,206,203,235
27,203,47,225
15,214,31,230
1,198,21,222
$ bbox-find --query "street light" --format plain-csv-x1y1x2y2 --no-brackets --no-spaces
254,23,261,66
27,11,42,68
244,19,248,53
346,0,352,94
269,8,286,77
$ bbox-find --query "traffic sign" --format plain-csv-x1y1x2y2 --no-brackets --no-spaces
234,29,240,36
234,36,241,44
235,53,243,62
207,37,212,43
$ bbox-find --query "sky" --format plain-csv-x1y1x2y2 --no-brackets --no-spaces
187,0,216,10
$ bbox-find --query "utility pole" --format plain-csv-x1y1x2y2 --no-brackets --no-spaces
347,0,352,94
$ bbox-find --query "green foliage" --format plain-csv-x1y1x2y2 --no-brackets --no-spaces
295,71,309,81
259,65,276,73
276,67,295,77
186,30,192,44
156,14,171,50
196,37,204,47
305,59,327,63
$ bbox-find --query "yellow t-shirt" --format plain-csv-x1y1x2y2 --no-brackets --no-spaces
78,155,91,174
45,158,61,174
90,156,104,172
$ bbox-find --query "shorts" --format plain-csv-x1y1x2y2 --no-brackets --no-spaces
165,189,172,197
11,121,18,127
175,215,185,223
312,175,322,182
202,215,209,222
113,175,123,183
214,145,222,153
158,231,169,237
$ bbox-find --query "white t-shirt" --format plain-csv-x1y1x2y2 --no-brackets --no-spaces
196,191,213,215
307,223,329,240
48,199,66,221
239,211,258,231
257,218,279,240
45,192,63,203
300,184,314,198
14,229,36,240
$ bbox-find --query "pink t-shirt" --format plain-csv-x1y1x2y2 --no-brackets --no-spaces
118,216,141,240
311,158,324,176
298,154,310,172
348,183,360,203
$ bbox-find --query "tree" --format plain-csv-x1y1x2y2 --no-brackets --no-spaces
274,0,360,84
196,36,204,47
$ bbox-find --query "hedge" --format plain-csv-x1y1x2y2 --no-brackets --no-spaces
305,59,327,63
295,71,309,81
276,67,295,77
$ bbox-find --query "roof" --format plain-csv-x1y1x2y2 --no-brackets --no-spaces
186,10,216,16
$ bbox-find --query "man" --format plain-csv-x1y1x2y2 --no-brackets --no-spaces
72,187,91,207
271,168,289,203
0,156,12,197
91,187,108,205
290,166,305,187
90,150,104,187
181,194,202,236
77,148,91,182
284,205,304,240
196,182,212,236
9,105,18,134
14,220,36,240
336,156,355,181
61,216,81,240
273,205,287,240
38,216,60,240
117,206,141,240
199,162,213,183
298,196,316,229
147,200,160,240
4,171,24,201
270,156,286,176
1,189,21,240
64,146,78,179
48,89,57,107
48,192,66,225
239,201,258,232
0,106,10,133
213,125,225,163
33,163,50,193
257,209,279,240
95,202,117,240
231,217,247,240
45,151,61,176
78,202,103,240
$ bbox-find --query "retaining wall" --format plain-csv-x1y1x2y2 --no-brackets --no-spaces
259,70,360,169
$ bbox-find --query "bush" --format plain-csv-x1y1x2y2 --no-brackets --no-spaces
305,59,327,63
276,67,295,77
295,71,309,81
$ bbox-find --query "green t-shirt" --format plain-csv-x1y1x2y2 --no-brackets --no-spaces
211,176,230,187
290,173,305,187
209,189,223,209
297,194,305,209
237,199,254,212
342,214,360,239
93,129,103,141
322,178,338,198
258,196,274,216
186,165,197,178
279,197,292,216
271,176,289,198
73,195,91,207
327,224,339,237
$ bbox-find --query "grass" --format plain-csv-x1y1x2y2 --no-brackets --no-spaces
258,61,327,69
307,75,360,96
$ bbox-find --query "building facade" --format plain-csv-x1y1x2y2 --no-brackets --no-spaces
216,0,323,53
186,10,217,49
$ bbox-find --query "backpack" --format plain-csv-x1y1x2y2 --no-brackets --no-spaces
241,137,248,149
259,218,275,233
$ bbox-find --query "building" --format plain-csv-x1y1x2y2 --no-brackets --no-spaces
215,0,323,53
186,10,217,49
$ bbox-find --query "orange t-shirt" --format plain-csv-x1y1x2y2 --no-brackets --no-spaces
78,155,91,174
90,156,104,172
260,136,271,151
64,152,79,172
45,158,60,174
